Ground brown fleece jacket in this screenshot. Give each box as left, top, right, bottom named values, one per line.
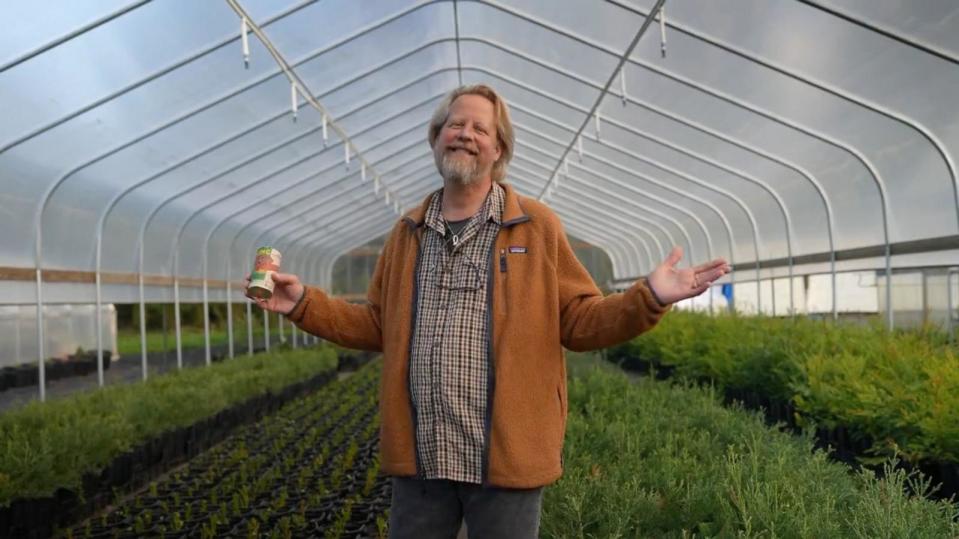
left=287, top=183, right=670, bottom=488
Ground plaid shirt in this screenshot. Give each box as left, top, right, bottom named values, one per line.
left=408, top=183, right=504, bottom=484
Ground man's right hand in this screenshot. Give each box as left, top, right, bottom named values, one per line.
left=244, top=272, right=305, bottom=316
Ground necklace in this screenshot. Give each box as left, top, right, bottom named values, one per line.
left=443, top=217, right=461, bottom=248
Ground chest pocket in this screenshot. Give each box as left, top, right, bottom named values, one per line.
left=433, top=254, right=484, bottom=292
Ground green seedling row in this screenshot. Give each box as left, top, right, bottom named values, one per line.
left=115, top=327, right=269, bottom=357
left=0, top=346, right=338, bottom=506
left=61, top=351, right=959, bottom=538
left=63, top=361, right=388, bottom=539
left=58, top=349, right=959, bottom=538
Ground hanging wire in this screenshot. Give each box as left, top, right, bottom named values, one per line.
left=226, top=0, right=401, bottom=214
left=321, top=113, right=328, bottom=145
left=535, top=0, right=666, bottom=201
left=241, top=17, right=250, bottom=68
left=290, top=82, right=298, bottom=122
left=361, top=162, right=366, bottom=182
left=659, top=6, right=667, bottom=58
left=577, top=135, right=583, bottom=161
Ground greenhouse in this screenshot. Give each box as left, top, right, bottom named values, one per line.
left=1, top=0, right=958, bottom=537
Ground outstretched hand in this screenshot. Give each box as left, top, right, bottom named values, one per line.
left=244, top=272, right=305, bottom=315
left=646, top=246, right=729, bottom=305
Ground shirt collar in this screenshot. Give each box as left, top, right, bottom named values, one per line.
left=424, top=182, right=505, bottom=235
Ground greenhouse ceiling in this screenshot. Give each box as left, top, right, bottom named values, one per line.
left=2, top=0, right=959, bottom=315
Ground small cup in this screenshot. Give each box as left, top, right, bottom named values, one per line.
left=247, top=247, right=282, bottom=300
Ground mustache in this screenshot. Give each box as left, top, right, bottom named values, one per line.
left=447, top=145, right=478, bottom=155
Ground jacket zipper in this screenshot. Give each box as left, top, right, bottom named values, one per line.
left=407, top=227, right=425, bottom=478
left=481, top=232, right=500, bottom=486
left=482, top=216, right=530, bottom=485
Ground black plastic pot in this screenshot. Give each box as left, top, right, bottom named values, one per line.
left=0, top=367, right=341, bottom=538
left=0, top=352, right=115, bottom=394
left=344, top=518, right=375, bottom=537
left=76, top=358, right=94, bottom=376
left=935, top=461, right=959, bottom=498
left=902, top=459, right=959, bottom=501
left=614, top=354, right=675, bottom=380
left=337, top=351, right=376, bottom=373
left=15, top=365, right=36, bottom=386
left=82, top=525, right=123, bottom=539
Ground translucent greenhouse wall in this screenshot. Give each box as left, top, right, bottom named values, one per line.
left=2, top=0, right=959, bottom=402
left=4, top=1, right=959, bottom=299
left=878, top=268, right=959, bottom=329
left=0, top=305, right=117, bottom=368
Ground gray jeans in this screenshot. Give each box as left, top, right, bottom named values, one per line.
left=388, top=477, right=544, bottom=539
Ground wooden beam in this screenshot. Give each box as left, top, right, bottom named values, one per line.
left=0, top=267, right=33, bottom=281
left=0, top=266, right=244, bottom=289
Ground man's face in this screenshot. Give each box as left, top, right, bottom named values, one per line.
left=433, top=94, right=502, bottom=186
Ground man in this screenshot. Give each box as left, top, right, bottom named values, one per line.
left=249, top=84, right=729, bottom=538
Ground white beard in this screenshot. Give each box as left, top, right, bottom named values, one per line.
left=436, top=149, right=482, bottom=186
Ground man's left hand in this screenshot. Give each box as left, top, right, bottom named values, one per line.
left=646, top=246, right=730, bottom=305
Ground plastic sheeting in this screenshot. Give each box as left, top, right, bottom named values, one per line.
left=1, top=0, right=958, bottom=303
left=0, top=305, right=117, bottom=367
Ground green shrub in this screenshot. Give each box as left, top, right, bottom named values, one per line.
left=116, top=326, right=271, bottom=357
left=613, top=312, right=959, bottom=464
left=542, top=360, right=959, bottom=538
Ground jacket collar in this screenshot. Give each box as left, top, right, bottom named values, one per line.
left=403, top=180, right=530, bottom=230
